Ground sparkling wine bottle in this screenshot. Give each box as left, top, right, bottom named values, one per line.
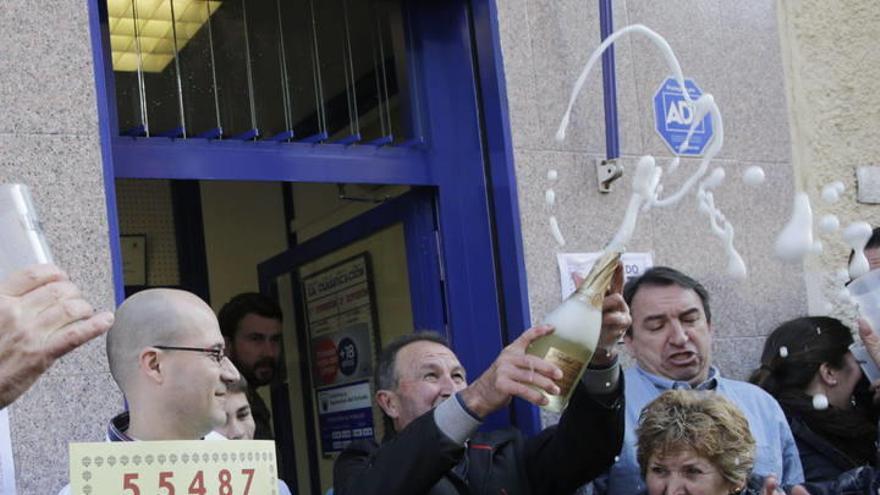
left=526, top=250, right=621, bottom=412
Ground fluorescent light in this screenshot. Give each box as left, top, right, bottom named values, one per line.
left=108, top=0, right=221, bottom=73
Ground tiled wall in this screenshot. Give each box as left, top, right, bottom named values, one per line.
left=497, top=0, right=807, bottom=383
left=0, top=2, right=121, bottom=493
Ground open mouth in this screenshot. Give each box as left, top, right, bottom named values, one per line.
left=667, top=351, right=697, bottom=366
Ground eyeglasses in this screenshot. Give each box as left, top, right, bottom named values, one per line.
left=153, top=345, right=226, bottom=364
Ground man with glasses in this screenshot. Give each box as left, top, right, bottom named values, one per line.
left=57, top=288, right=241, bottom=494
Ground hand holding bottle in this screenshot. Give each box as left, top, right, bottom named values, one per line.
left=590, top=263, right=631, bottom=368
left=459, top=324, right=564, bottom=417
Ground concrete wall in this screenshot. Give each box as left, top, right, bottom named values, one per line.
left=0, top=2, right=119, bottom=493
left=777, top=0, right=880, bottom=320
left=497, top=0, right=807, bottom=383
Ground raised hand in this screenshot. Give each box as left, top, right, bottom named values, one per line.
left=592, top=262, right=631, bottom=367
left=459, top=325, right=563, bottom=417
left=0, top=264, right=114, bottom=408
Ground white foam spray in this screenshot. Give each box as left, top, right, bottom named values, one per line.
left=779, top=346, right=788, bottom=358
left=545, top=189, right=556, bottom=207
left=549, top=216, right=566, bottom=247
left=554, top=24, right=747, bottom=278
left=812, top=393, right=829, bottom=410
left=547, top=169, right=558, bottom=181
left=742, top=166, right=765, bottom=186
left=818, top=214, right=840, bottom=234
left=775, top=192, right=814, bottom=261
left=843, top=221, right=873, bottom=279
left=821, top=181, right=845, bottom=204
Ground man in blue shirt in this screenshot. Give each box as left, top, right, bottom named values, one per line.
left=594, top=266, right=804, bottom=494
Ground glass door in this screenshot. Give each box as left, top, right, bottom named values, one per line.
left=257, top=189, right=443, bottom=495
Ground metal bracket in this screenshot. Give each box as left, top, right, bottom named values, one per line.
left=597, top=158, right=624, bottom=193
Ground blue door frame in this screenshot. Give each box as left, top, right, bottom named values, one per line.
left=87, top=0, right=538, bottom=435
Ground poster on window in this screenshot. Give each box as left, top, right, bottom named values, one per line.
left=303, top=253, right=379, bottom=388
left=316, top=381, right=375, bottom=454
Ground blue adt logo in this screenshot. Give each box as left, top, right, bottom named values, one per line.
left=653, top=77, right=714, bottom=156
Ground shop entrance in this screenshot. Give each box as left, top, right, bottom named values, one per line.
left=258, top=189, right=441, bottom=494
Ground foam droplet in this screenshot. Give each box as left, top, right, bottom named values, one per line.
left=742, top=166, right=765, bottom=186
left=812, top=393, right=829, bottom=410
left=547, top=169, right=558, bottom=181
left=605, top=382, right=611, bottom=388
left=775, top=192, right=814, bottom=261
left=702, top=167, right=726, bottom=190
left=734, top=457, right=740, bottom=466
left=843, top=221, right=873, bottom=279
left=821, top=184, right=841, bottom=203
left=614, top=456, right=620, bottom=463
left=816, top=326, right=822, bottom=335
left=726, top=249, right=747, bottom=280
left=545, top=189, right=556, bottom=207
left=779, top=346, right=788, bottom=358
left=818, top=214, right=840, bottom=234
left=549, top=216, right=566, bottom=247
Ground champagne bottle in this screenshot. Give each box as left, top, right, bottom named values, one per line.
left=526, top=250, right=621, bottom=412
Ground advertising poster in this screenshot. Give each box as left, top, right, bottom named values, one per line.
left=302, top=253, right=379, bottom=455
left=557, top=252, right=654, bottom=300
left=316, top=381, right=375, bottom=454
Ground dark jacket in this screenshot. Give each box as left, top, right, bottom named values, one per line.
left=789, top=416, right=864, bottom=482
left=799, top=466, right=880, bottom=495
left=333, top=379, right=624, bottom=495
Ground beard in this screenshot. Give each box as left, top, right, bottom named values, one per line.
left=242, top=357, right=278, bottom=387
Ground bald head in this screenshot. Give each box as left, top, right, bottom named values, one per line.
left=107, top=289, right=217, bottom=393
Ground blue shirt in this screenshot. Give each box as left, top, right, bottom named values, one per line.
left=594, top=365, right=804, bottom=494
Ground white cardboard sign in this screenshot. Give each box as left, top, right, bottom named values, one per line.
left=556, top=252, right=654, bottom=300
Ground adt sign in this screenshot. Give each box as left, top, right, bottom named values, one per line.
left=653, top=77, right=714, bottom=156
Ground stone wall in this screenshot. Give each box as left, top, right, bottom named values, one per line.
left=777, top=0, right=880, bottom=320
left=0, top=2, right=119, bottom=493
left=497, top=0, right=807, bottom=383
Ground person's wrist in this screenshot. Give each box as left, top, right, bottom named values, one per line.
left=459, top=382, right=493, bottom=418
left=590, top=346, right=617, bottom=368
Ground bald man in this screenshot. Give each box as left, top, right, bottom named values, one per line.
left=58, top=289, right=241, bottom=494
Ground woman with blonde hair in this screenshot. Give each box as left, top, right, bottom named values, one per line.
left=636, top=390, right=762, bottom=494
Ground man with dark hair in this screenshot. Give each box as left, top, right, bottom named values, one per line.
left=334, top=271, right=632, bottom=495
left=218, top=292, right=283, bottom=440
left=593, top=266, right=804, bottom=494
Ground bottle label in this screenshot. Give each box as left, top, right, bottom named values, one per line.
left=544, top=347, right=585, bottom=398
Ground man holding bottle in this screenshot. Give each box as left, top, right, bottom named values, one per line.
left=333, top=265, right=631, bottom=495
left=593, top=266, right=804, bottom=494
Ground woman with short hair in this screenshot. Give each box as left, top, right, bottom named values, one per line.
left=636, top=389, right=759, bottom=494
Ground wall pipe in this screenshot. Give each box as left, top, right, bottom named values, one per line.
left=599, top=0, right=620, bottom=160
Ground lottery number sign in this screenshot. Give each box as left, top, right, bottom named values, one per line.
left=70, top=440, right=278, bottom=495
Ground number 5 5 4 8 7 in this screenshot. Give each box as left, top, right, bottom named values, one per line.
left=122, top=468, right=255, bottom=495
